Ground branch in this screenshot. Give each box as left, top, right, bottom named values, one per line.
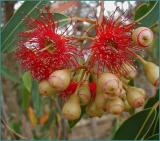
left=1, top=118, right=27, bottom=139
left=55, top=17, right=96, bottom=25
left=66, top=35, right=95, bottom=41
left=98, top=1, right=105, bottom=25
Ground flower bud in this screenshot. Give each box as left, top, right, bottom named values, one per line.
left=143, top=61, right=159, bottom=86
left=62, top=94, right=81, bottom=121
left=48, top=69, right=71, bottom=91
left=39, top=80, right=55, bottom=96
left=78, top=83, right=91, bottom=105
left=120, top=77, right=130, bottom=84
left=124, top=99, right=132, bottom=112
left=126, top=86, right=145, bottom=108
left=122, top=63, right=137, bottom=79
left=119, top=88, right=126, bottom=98
left=97, top=73, right=119, bottom=94
left=105, top=89, right=120, bottom=98
left=105, top=97, right=124, bottom=115
left=95, top=93, right=106, bottom=109
left=132, top=27, right=153, bottom=47
left=86, top=101, right=104, bottom=117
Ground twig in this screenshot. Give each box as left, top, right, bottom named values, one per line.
left=66, top=35, right=95, bottom=41
left=98, top=1, right=104, bottom=25
left=127, top=49, right=146, bottom=64
left=1, top=118, right=27, bottom=139
left=71, top=65, right=87, bottom=72
left=55, top=16, right=96, bottom=25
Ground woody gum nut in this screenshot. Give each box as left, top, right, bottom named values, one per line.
left=48, top=69, right=71, bottom=91
left=132, top=27, right=153, bottom=47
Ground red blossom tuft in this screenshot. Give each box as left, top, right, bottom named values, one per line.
left=89, top=8, right=138, bottom=76
left=16, top=7, right=81, bottom=80
left=60, top=81, right=97, bottom=99
left=60, top=81, right=78, bottom=98
left=89, top=82, right=96, bottom=99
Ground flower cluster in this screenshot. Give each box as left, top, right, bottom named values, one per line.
left=89, top=9, right=137, bottom=75
left=16, top=7, right=81, bottom=80
left=16, top=6, right=159, bottom=122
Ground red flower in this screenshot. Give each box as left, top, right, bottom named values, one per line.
left=16, top=7, right=81, bottom=80
left=89, top=82, right=96, bottom=99
left=60, top=81, right=97, bottom=99
left=60, top=81, right=78, bottom=98
left=89, top=8, right=138, bottom=75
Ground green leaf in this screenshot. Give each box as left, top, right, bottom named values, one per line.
left=113, top=108, right=157, bottom=140
left=145, top=108, right=159, bottom=139
left=1, top=1, right=69, bottom=53
left=10, top=121, right=21, bottom=134
left=68, top=106, right=86, bottom=128
left=1, top=64, right=20, bottom=83
left=147, top=134, right=159, bottom=140
left=144, top=88, right=159, bottom=109
left=31, top=80, right=42, bottom=117
left=134, top=1, right=159, bottom=27
left=22, top=71, right=32, bottom=93
left=134, top=2, right=155, bottom=20
left=41, top=109, right=58, bottom=131
left=152, top=36, right=159, bottom=62
left=53, top=13, right=69, bottom=26
left=21, top=86, right=30, bottom=111
left=1, top=1, right=49, bottom=53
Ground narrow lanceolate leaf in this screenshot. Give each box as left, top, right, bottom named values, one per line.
left=1, top=64, right=20, bottom=83
left=1, top=1, right=69, bottom=53
left=144, top=110, right=159, bottom=139
left=113, top=108, right=157, bottom=140
left=1, top=1, right=49, bottom=53
left=22, top=71, right=32, bottom=93
left=147, top=134, right=159, bottom=140
left=21, top=86, right=30, bottom=111
left=53, top=13, right=69, bottom=26
left=27, top=106, right=38, bottom=127
left=32, top=80, right=42, bottom=117
left=134, top=1, right=159, bottom=27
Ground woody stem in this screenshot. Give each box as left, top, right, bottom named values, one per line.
left=55, top=17, right=96, bottom=25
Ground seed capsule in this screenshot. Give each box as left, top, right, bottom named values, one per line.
left=143, top=61, right=159, bottom=86
left=126, top=86, right=145, bottom=108
left=39, top=80, right=55, bottom=96
left=62, top=94, right=81, bottom=121
left=106, top=97, right=124, bottom=115
left=132, top=27, right=153, bottom=47
left=48, top=69, right=71, bottom=91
